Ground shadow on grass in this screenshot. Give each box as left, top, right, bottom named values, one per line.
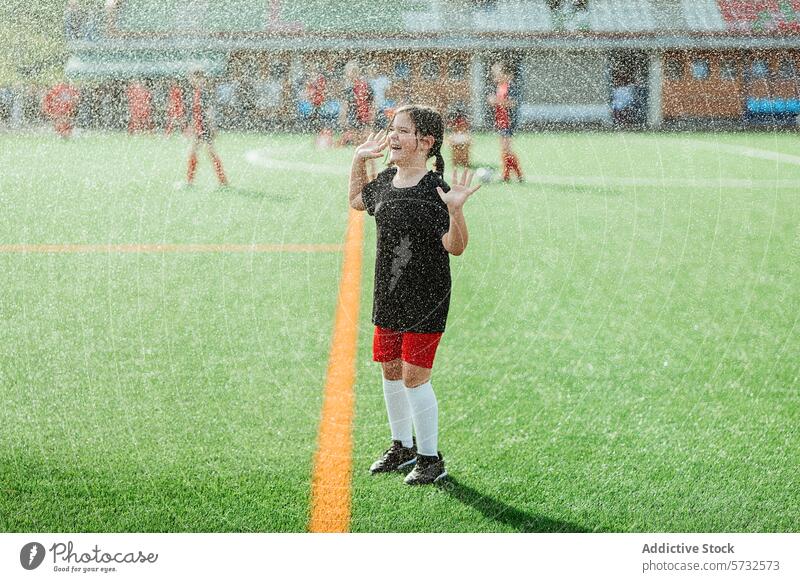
left=436, top=476, right=588, bottom=533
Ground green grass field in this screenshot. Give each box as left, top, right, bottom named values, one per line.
left=1, top=130, right=798, bottom=532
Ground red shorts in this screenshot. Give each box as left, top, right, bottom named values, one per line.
left=372, top=326, right=443, bottom=369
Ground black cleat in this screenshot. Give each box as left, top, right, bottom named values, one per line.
left=404, top=452, right=447, bottom=485
left=369, top=440, right=417, bottom=474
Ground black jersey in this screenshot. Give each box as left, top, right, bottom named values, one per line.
left=362, top=167, right=452, bottom=333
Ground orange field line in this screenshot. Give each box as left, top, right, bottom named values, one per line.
left=309, top=208, right=363, bottom=533
left=0, top=243, right=342, bottom=253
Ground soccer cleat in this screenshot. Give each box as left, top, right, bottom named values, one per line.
left=403, top=452, right=447, bottom=485
left=369, top=440, right=417, bottom=474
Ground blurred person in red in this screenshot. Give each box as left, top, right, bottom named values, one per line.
left=126, top=80, right=153, bottom=133
left=305, top=64, right=331, bottom=148
left=42, top=82, right=80, bottom=138
left=306, top=65, right=326, bottom=127
left=180, top=69, right=227, bottom=188
left=164, top=82, right=186, bottom=136
left=488, top=63, right=523, bottom=182
left=447, top=108, right=472, bottom=170
left=338, top=61, right=373, bottom=146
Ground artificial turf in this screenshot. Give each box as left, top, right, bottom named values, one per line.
left=1, top=130, right=798, bottom=532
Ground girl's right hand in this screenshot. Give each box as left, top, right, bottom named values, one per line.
left=354, top=130, right=388, bottom=161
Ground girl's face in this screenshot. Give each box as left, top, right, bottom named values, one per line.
left=388, top=112, right=430, bottom=167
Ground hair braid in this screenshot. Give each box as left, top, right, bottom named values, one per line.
left=433, top=143, right=445, bottom=176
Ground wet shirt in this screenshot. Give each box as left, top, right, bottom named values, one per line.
left=192, top=87, right=215, bottom=135
left=307, top=74, right=326, bottom=107
left=347, top=78, right=373, bottom=124
left=494, top=79, right=521, bottom=130
left=43, top=83, right=79, bottom=117
left=127, top=83, right=152, bottom=118
left=362, top=168, right=452, bottom=333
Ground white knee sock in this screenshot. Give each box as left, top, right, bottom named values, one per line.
left=405, top=381, right=438, bottom=457
left=383, top=377, right=413, bottom=448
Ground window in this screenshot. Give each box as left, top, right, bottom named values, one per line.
left=778, top=58, right=796, bottom=80
left=547, top=0, right=588, bottom=10
left=751, top=59, right=769, bottom=80
left=333, top=61, right=346, bottom=78
left=665, top=57, right=683, bottom=81
left=422, top=60, right=440, bottom=80
left=448, top=59, right=467, bottom=80
left=394, top=61, right=410, bottom=80
left=691, top=59, right=710, bottom=80
left=720, top=59, right=738, bottom=81
left=269, top=62, right=287, bottom=79
left=473, top=0, right=498, bottom=10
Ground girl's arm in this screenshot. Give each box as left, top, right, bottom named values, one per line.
left=437, top=169, right=481, bottom=256
left=349, top=130, right=388, bottom=210
left=442, top=207, right=468, bottom=256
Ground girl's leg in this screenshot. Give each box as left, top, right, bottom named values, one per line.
left=500, top=135, right=512, bottom=181
left=402, top=362, right=431, bottom=388
left=380, top=359, right=413, bottom=448
left=381, top=359, right=402, bottom=381
left=205, top=143, right=228, bottom=185
left=369, top=333, right=417, bottom=474
left=403, top=362, right=438, bottom=457
left=508, top=137, right=523, bottom=179
left=502, top=136, right=523, bottom=181
left=186, top=140, right=199, bottom=184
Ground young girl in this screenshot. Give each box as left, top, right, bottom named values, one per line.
left=181, top=69, right=228, bottom=188
left=338, top=61, right=373, bottom=147
left=348, top=105, right=481, bottom=485
left=447, top=108, right=472, bottom=170
left=488, top=63, right=524, bottom=183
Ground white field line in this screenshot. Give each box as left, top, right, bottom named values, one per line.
left=685, top=138, right=800, bottom=167
left=503, top=174, right=800, bottom=189
left=245, top=148, right=348, bottom=176
left=245, top=147, right=800, bottom=189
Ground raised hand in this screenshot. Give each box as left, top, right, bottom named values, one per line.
left=354, top=129, right=389, bottom=161
left=437, top=168, right=481, bottom=211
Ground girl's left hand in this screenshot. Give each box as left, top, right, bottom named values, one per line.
left=437, top=169, right=481, bottom=211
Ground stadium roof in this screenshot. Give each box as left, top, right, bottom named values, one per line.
left=64, top=51, right=226, bottom=79
left=66, top=1, right=800, bottom=78
left=100, top=0, right=800, bottom=37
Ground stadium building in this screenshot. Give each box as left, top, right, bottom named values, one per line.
left=65, top=0, right=800, bottom=129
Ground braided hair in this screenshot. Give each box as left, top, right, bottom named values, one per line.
left=392, top=104, right=445, bottom=176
